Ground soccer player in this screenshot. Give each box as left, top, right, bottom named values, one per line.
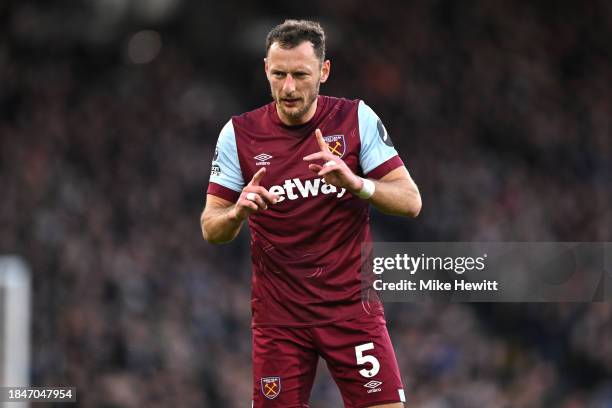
left=201, top=19, right=421, bottom=408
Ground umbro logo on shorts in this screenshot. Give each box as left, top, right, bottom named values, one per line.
left=364, top=380, right=382, bottom=394
left=254, top=153, right=273, bottom=166
left=261, top=377, right=281, bottom=399
left=363, top=380, right=382, bottom=389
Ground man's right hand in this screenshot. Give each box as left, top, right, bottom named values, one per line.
left=231, top=167, right=279, bottom=221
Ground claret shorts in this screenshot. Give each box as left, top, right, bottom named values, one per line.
left=252, top=313, right=405, bottom=408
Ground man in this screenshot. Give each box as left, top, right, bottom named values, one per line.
left=201, top=19, right=421, bottom=408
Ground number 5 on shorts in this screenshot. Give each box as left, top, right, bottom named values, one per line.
left=355, top=342, right=380, bottom=378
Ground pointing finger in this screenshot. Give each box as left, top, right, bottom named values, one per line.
left=303, top=151, right=327, bottom=161
left=249, top=167, right=266, bottom=186
left=315, top=128, right=328, bottom=152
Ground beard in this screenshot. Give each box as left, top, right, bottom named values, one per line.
left=272, top=80, right=320, bottom=123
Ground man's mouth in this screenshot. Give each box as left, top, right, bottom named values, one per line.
left=282, top=97, right=300, bottom=104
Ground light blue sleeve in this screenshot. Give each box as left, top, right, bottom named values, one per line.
left=358, top=100, right=400, bottom=174
left=209, top=119, right=244, bottom=192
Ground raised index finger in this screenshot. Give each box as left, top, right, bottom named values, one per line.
left=315, top=129, right=328, bottom=153
left=249, top=167, right=266, bottom=186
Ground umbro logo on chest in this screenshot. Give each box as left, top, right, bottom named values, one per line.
left=254, top=153, right=273, bottom=166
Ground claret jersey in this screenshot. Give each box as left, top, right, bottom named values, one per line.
left=207, top=96, right=403, bottom=327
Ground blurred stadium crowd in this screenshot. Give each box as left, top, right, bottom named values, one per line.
left=1, top=0, right=611, bottom=407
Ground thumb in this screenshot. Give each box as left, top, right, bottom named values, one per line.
left=250, top=167, right=266, bottom=186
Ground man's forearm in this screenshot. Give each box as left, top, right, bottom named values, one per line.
left=362, top=178, right=421, bottom=217
left=201, top=205, right=245, bottom=244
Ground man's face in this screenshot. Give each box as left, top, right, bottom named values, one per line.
left=265, top=41, right=330, bottom=125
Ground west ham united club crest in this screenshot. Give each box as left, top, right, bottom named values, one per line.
left=323, top=134, right=346, bottom=158
left=261, top=377, right=281, bottom=399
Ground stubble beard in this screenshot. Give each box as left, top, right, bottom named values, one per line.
left=273, top=80, right=320, bottom=123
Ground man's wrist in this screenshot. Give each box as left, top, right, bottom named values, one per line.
left=349, top=176, right=364, bottom=194
left=228, top=205, right=245, bottom=223
left=355, top=177, right=376, bottom=200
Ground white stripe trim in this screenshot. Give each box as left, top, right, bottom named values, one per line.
left=398, top=389, right=406, bottom=402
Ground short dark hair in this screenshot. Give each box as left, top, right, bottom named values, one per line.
left=265, top=19, right=326, bottom=62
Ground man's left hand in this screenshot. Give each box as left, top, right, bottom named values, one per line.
left=303, top=128, right=363, bottom=193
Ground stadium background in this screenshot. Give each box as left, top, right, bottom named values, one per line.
left=1, top=0, right=611, bottom=406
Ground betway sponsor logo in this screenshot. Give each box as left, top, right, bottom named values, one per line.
left=269, top=178, right=346, bottom=202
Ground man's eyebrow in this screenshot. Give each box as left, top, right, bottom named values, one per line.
left=270, top=68, right=310, bottom=74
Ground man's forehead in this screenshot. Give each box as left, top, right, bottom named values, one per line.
left=267, top=41, right=319, bottom=64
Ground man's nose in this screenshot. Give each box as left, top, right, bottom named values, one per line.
left=282, top=74, right=296, bottom=93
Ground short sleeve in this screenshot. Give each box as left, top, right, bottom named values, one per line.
left=358, top=101, right=404, bottom=179
left=207, top=119, right=244, bottom=200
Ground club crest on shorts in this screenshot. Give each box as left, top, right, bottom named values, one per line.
left=261, top=377, right=281, bottom=399
left=323, top=134, right=346, bottom=158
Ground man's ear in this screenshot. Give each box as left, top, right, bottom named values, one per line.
left=320, top=59, right=331, bottom=83
left=264, top=58, right=268, bottom=75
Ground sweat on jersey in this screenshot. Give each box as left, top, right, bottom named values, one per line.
left=207, top=95, right=404, bottom=327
